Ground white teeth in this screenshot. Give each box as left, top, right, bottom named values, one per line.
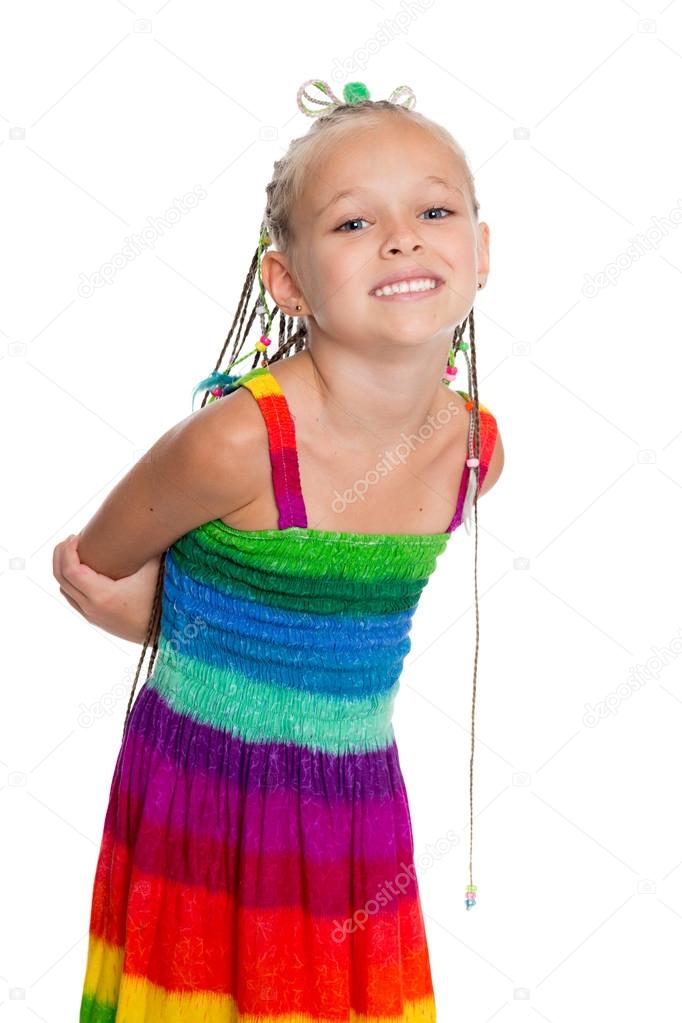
left=373, top=278, right=439, bottom=297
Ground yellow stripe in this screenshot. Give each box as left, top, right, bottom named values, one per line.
left=83, top=936, right=436, bottom=1021
left=240, top=370, right=280, bottom=400
left=81, top=933, right=124, bottom=1006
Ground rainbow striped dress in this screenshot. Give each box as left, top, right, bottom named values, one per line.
left=79, top=364, right=498, bottom=1022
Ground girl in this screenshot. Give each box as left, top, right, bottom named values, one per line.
left=54, top=79, right=503, bottom=1021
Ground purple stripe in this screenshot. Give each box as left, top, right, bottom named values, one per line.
left=111, top=686, right=414, bottom=856
left=100, top=687, right=422, bottom=911
left=127, top=684, right=406, bottom=800
left=272, top=447, right=307, bottom=527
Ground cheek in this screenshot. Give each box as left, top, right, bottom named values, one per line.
left=313, top=245, right=366, bottom=299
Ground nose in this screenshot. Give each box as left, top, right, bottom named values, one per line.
left=381, top=218, right=425, bottom=256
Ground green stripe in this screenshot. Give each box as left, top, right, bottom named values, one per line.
left=80, top=993, right=116, bottom=1023
left=168, top=521, right=449, bottom=616
left=147, top=641, right=397, bottom=754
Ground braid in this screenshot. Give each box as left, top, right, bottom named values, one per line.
left=462, top=307, right=482, bottom=904
left=198, top=247, right=260, bottom=411
left=121, top=548, right=166, bottom=739
left=122, top=258, right=310, bottom=741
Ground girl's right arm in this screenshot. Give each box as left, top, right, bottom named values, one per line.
left=52, top=386, right=267, bottom=638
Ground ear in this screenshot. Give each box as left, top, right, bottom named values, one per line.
left=477, top=222, right=490, bottom=286
left=261, top=251, right=307, bottom=316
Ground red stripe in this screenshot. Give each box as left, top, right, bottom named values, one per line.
left=86, top=835, right=434, bottom=1012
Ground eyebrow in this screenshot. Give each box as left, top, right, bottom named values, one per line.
left=315, top=175, right=462, bottom=216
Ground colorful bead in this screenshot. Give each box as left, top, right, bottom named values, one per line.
left=210, top=387, right=222, bottom=396
left=465, top=400, right=474, bottom=411
left=444, top=365, right=458, bottom=378
left=466, top=457, right=480, bottom=468
left=465, top=884, right=478, bottom=910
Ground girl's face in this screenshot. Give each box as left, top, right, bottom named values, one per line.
left=280, top=116, right=489, bottom=356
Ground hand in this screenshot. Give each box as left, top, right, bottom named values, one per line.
left=52, top=533, right=162, bottom=644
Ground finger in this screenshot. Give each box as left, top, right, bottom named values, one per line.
left=53, top=538, right=75, bottom=590
left=52, top=535, right=74, bottom=583
left=60, top=586, right=90, bottom=622
left=58, top=575, right=92, bottom=611
left=61, top=537, right=99, bottom=600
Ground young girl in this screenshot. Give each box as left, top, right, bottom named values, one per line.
left=54, top=78, right=503, bottom=1021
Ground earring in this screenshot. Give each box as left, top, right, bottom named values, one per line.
left=295, top=303, right=302, bottom=311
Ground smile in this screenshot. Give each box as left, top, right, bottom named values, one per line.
left=371, top=278, right=444, bottom=301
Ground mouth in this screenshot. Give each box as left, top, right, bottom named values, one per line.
left=370, top=276, right=445, bottom=302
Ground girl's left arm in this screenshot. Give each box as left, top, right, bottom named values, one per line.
left=480, top=429, right=504, bottom=496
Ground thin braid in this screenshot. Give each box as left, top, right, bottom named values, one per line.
left=198, top=249, right=259, bottom=411
left=465, top=308, right=482, bottom=900
left=122, top=273, right=308, bottom=739
left=121, top=549, right=166, bottom=738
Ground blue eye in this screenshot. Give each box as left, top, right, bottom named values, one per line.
left=335, top=206, right=453, bottom=232
left=336, top=217, right=370, bottom=232
left=421, top=205, right=453, bottom=220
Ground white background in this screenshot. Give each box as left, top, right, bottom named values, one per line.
left=3, top=0, right=682, bottom=1019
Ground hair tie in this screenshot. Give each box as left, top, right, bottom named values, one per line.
left=296, top=78, right=416, bottom=118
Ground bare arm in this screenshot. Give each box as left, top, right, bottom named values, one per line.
left=479, top=429, right=504, bottom=497
left=53, top=388, right=265, bottom=638
left=75, top=388, right=262, bottom=579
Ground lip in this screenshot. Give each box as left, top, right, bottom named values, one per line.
left=369, top=268, right=445, bottom=297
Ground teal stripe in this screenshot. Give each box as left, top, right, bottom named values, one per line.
left=147, top=639, right=397, bottom=754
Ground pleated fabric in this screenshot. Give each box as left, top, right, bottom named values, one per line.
left=79, top=365, right=498, bottom=1022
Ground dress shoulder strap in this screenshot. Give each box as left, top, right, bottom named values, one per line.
left=232, top=365, right=308, bottom=530
left=448, top=391, right=499, bottom=533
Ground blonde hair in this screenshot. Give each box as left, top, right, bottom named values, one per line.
left=264, top=99, right=480, bottom=273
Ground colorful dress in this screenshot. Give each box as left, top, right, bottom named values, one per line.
left=79, top=364, right=498, bottom=1022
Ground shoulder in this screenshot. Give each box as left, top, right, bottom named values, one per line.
left=456, top=390, right=504, bottom=498
left=165, top=383, right=272, bottom=517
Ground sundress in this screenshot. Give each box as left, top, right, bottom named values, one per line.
left=79, top=363, right=499, bottom=1022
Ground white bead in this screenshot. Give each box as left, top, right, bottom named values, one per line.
left=466, top=457, right=480, bottom=467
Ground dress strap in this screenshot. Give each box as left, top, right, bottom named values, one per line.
left=232, top=365, right=308, bottom=530
left=448, top=392, right=498, bottom=533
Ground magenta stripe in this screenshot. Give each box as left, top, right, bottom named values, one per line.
left=109, top=729, right=414, bottom=860
left=104, top=805, right=419, bottom=911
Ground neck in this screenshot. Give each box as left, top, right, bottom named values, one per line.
left=280, top=342, right=458, bottom=455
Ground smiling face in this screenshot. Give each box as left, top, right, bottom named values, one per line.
left=263, top=114, right=489, bottom=356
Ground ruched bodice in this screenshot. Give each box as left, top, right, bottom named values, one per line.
left=150, top=519, right=450, bottom=754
